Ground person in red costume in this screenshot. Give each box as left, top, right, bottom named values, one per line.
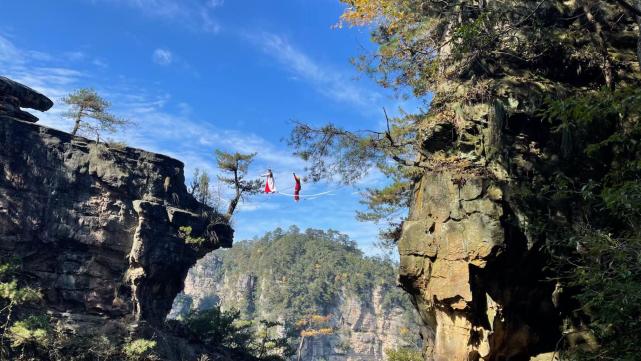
left=293, top=173, right=301, bottom=202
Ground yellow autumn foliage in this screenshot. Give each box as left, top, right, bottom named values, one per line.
left=338, top=0, right=405, bottom=29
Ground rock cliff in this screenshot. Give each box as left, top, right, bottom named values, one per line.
left=0, top=78, right=233, bottom=358
left=398, top=174, right=558, bottom=361
left=171, top=230, right=423, bottom=361
left=392, top=2, right=641, bottom=360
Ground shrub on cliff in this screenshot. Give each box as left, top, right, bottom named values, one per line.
left=384, top=348, right=423, bottom=361
left=0, top=259, right=45, bottom=359
left=123, top=338, right=158, bottom=361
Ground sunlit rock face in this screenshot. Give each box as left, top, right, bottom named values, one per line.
left=0, top=82, right=232, bottom=326
left=398, top=171, right=561, bottom=361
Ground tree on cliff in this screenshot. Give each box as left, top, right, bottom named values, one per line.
left=293, top=314, right=334, bottom=361
left=63, top=88, right=129, bottom=140
left=291, top=1, right=641, bottom=244
left=288, top=1, right=641, bottom=359
left=215, top=150, right=262, bottom=219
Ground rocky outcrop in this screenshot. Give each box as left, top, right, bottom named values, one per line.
left=0, top=76, right=53, bottom=122
left=398, top=173, right=559, bottom=361
left=390, top=3, right=641, bottom=360
left=0, top=79, right=232, bottom=330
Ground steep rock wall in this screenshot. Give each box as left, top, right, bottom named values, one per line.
left=0, top=114, right=233, bottom=327
left=391, top=2, right=641, bottom=360
left=398, top=173, right=558, bottom=361
left=172, top=252, right=422, bottom=361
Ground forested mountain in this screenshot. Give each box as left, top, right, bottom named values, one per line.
left=171, top=227, right=423, bottom=361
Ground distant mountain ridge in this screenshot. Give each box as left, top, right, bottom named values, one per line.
left=171, top=227, right=423, bottom=361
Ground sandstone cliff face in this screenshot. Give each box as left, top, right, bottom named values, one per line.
left=389, top=3, right=641, bottom=360
left=398, top=173, right=558, bottom=361
left=0, top=96, right=232, bottom=327
left=173, top=250, right=422, bottom=361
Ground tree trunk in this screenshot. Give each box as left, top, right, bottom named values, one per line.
left=296, top=336, right=306, bottom=361
left=225, top=197, right=239, bottom=219
left=71, top=107, right=84, bottom=136
left=581, top=0, right=615, bottom=89
left=71, top=118, right=81, bottom=136
left=225, top=166, right=241, bottom=219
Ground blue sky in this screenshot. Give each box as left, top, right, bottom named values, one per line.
left=1, top=0, right=420, bottom=255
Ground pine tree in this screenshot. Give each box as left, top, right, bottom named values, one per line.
left=63, top=88, right=129, bottom=140
left=214, top=150, right=262, bottom=219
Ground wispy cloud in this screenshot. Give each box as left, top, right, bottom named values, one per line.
left=91, top=0, right=223, bottom=33
left=249, top=32, right=383, bottom=111
left=0, top=32, right=388, bottom=256
left=152, top=48, right=173, bottom=65
left=0, top=33, right=298, bottom=177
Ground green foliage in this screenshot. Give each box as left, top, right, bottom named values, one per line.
left=562, top=230, right=641, bottom=361
left=0, top=279, right=41, bottom=304
left=193, top=227, right=416, bottom=329
left=122, top=339, right=157, bottom=361
left=48, top=332, right=121, bottom=361
left=63, top=88, right=130, bottom=139
left=179, top=226, right=206, bottom=247
left=214, top=149, right=263, bottom=218
left=7, top=315, right=50, bottom=349
left=0, top=258, right=44, bottom=358
left=251, top=320, right=293, bottom=360
left=0, top=259, right=41, bottom=304
left=385, top=348, right=423, bottom=361
left=184, top=307, right=291, bottom=360
left=185, top=307, right=253, bottom=352
left=288, top=113, right=422, bottom=246
left=525, top=86, right=641, bottom=360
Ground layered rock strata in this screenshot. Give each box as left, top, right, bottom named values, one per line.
left=0, top=78, right=232, bottom=328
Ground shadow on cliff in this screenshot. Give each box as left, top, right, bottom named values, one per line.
left=0, top=115, right=233, bottom=326
left=467, top=204, right=561, bottom=361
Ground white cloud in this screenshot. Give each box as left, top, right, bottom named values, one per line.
left=0, top=34, right=22, bottom=63
left=152, top=48, right=173, bottom=65
left=250, top=32, right=383, bottom=110
left=64, top=51, right=86, bottom=62
left=91, top=0, right=222, bottom=33
left=92, top=58, right=109, bottom=68
left=207, top=0, right=224, bottom=8
left=0, top=32, right=390, bottom=256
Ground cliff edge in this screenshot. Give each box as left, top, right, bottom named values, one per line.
left=0, top=77, right=234, bottom=359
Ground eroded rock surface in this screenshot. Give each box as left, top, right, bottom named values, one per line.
left=399, top=173, right=558, bottom=361
left=0, top=102, right=232, bottom=326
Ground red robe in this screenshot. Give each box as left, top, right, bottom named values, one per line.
left=293, top=175, right=301, bottom=202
